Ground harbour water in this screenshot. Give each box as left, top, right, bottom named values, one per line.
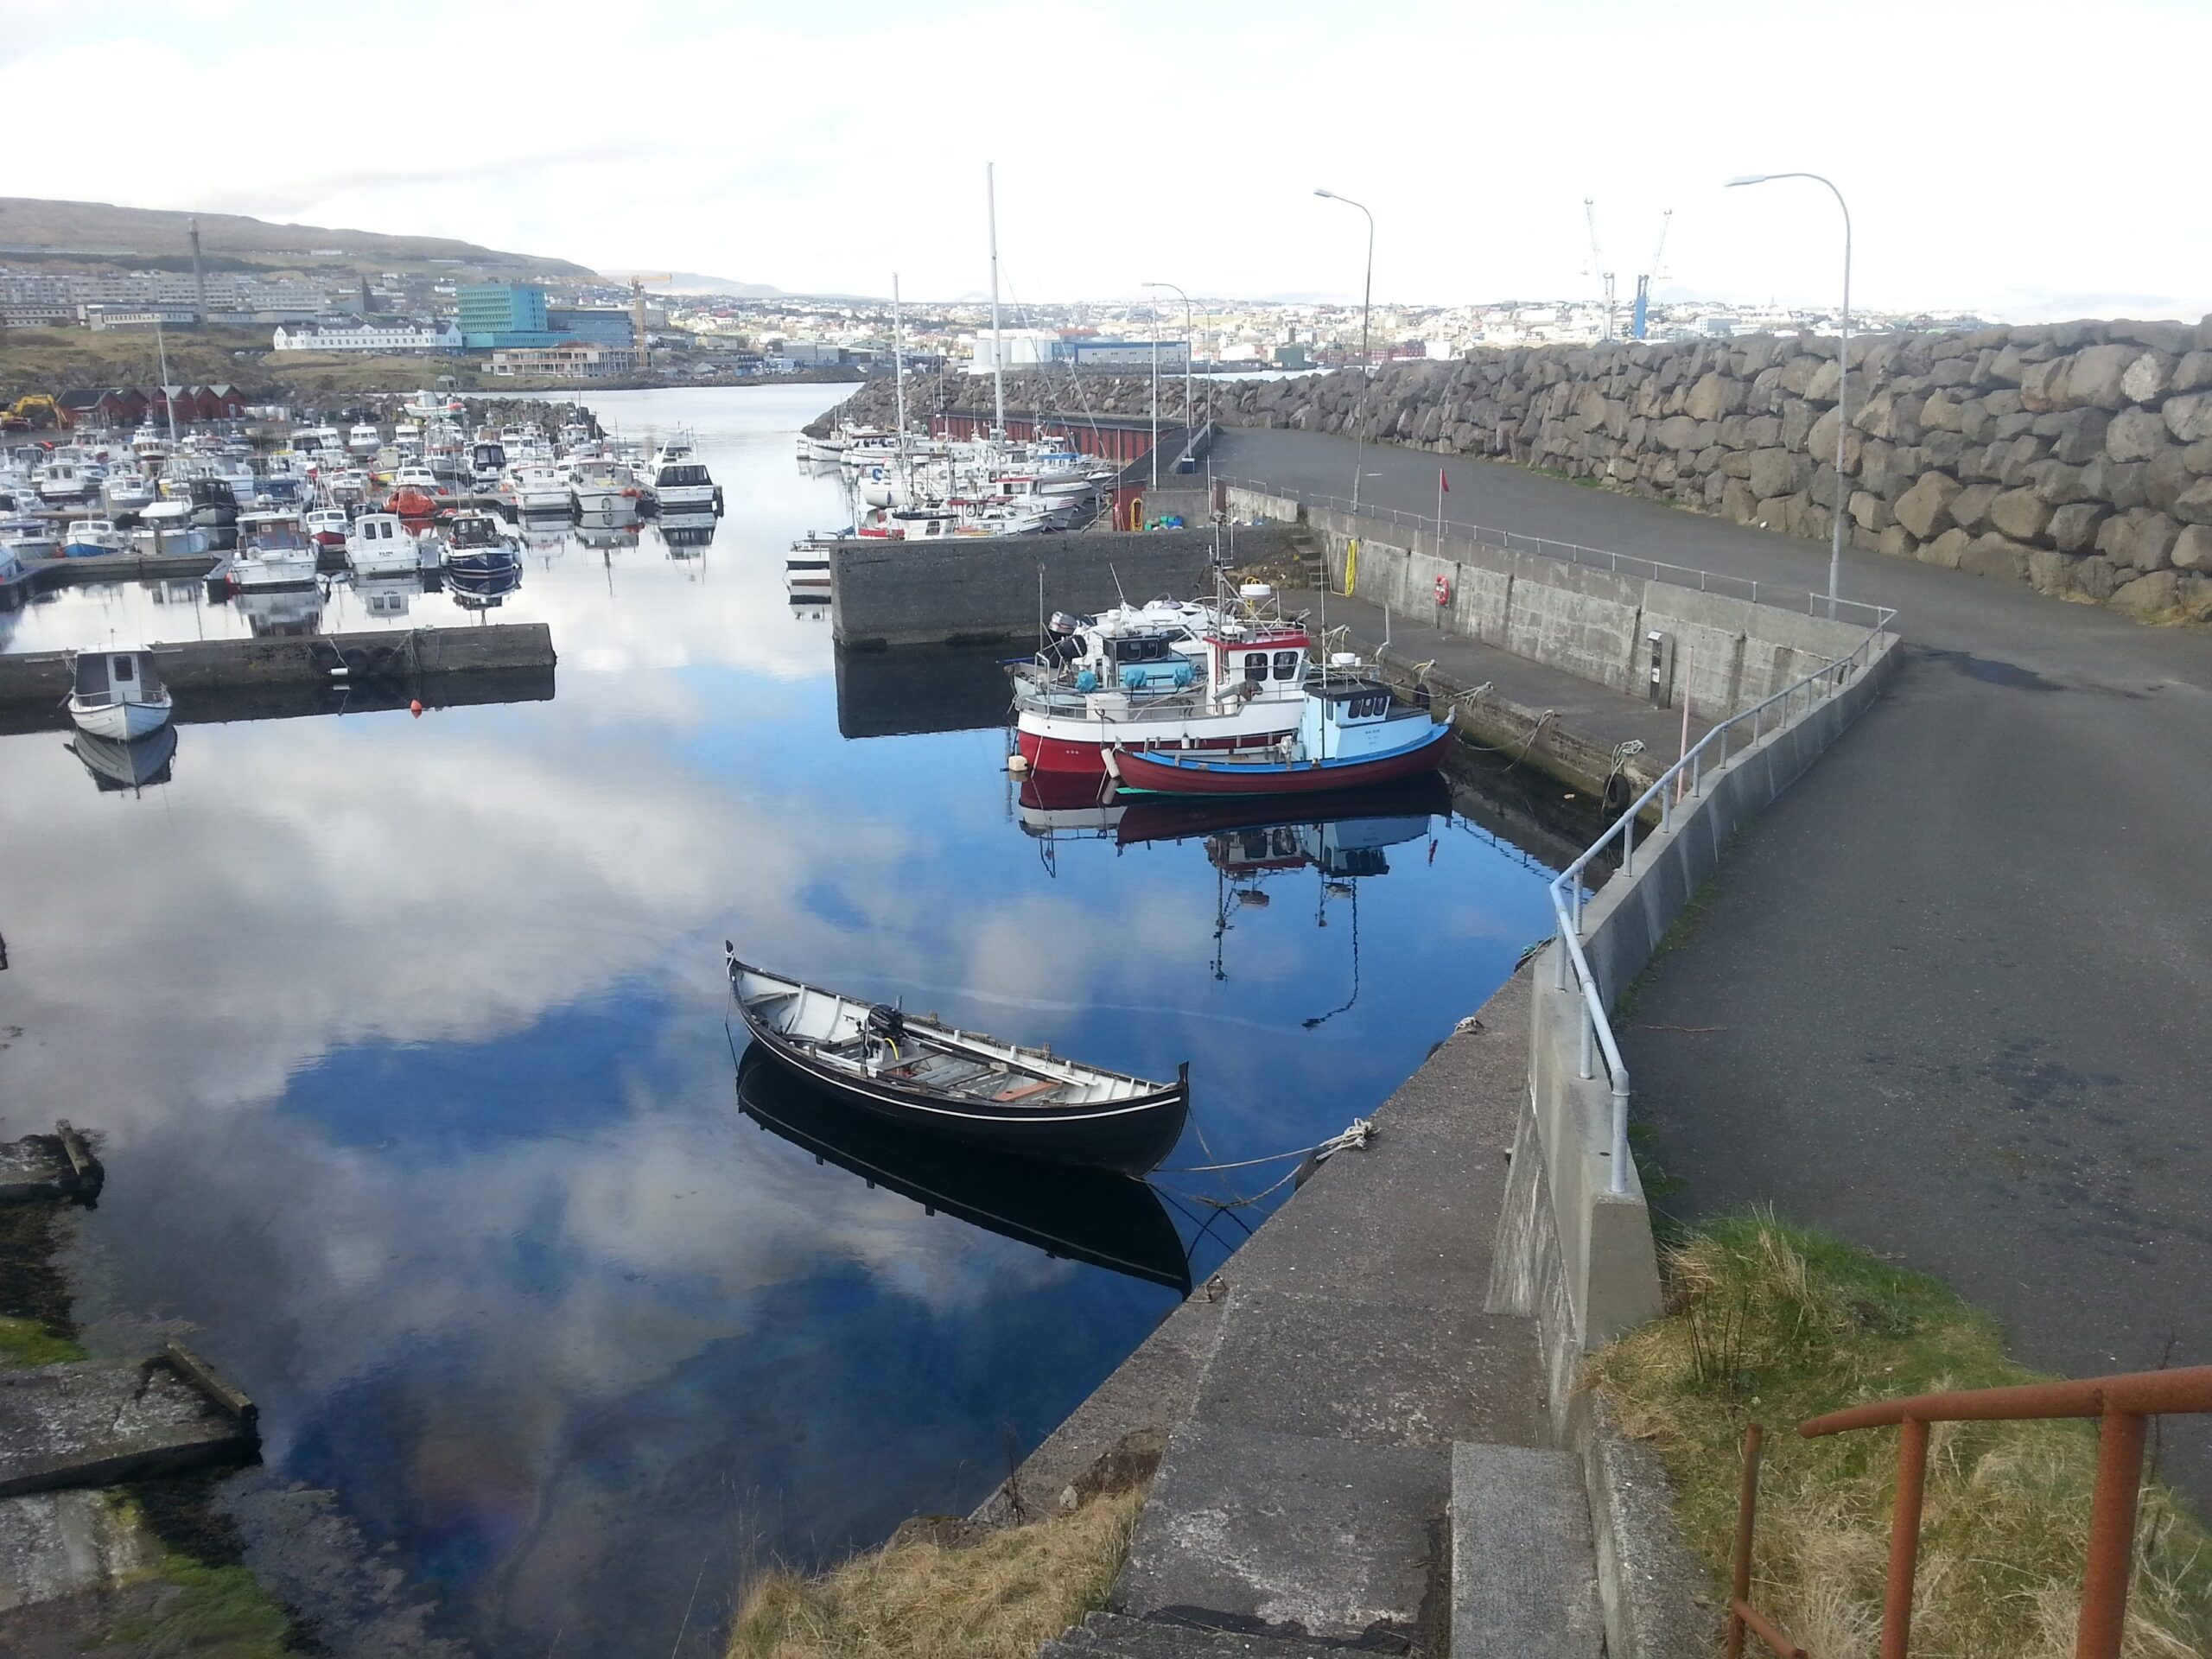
left=0, top=385, right=1564, bottom=1656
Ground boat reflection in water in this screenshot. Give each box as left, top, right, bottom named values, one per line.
left=1021, top=775, right=1450, bottom=998
left=658, top=510, right=719, bottom=556
left=353, top=571, right=422, bottom=620
left=446, top=562, right=522, bottom=613
left=237, top=584, right=325, bottom=638
left=66, top=722, right=179, bottom=795
left=735, top=1046, right=1192, bottom=1294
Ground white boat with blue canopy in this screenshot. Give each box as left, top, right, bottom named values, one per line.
left=69, top=648, right=173, bottom=741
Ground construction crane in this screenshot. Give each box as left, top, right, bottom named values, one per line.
left=2, top=393, right=65, bottom=433
left=628, top=274, right=672, bottom=372
left=1582, top=199, right=1615, bottom=343
left=1631, top=210, right=1674, bottom=341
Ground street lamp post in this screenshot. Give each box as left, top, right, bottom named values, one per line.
left=1315, top=188, right=1375, bottom=512
left=1149, top=298, right=1160, bottom=494
left=1727, top=171, right=1851, bottom=618
left=1143, top=280, right=1194, bottom=442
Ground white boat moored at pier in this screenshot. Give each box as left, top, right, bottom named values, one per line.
left=69, top=648, right=173, bottom=741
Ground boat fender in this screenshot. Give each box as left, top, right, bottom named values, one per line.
left=1076, top=669, right=1099, bottom=692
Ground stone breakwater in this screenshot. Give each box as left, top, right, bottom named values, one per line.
left=823, top=315, right=2212, bottom=624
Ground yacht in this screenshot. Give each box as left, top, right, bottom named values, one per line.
left=227, top=509, right=319, bottom=591
left=346, top=423, right=382, bottom=455
left=102, top=473, right=157, bottom=514
left=506, top=464, right=570, bottom=514
left=643, top=441, right=721, bottom=514
left=569, top=461, right=639, bottom=514
left=346, top=512, right=419, bottom=577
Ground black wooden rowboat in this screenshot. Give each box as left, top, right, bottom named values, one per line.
left=735, top=1046, right=1192, bottom=1293
left=727, top=949, right=1190, bottom=1175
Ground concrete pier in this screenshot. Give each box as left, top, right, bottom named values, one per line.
left=0, top=1126, right=103, bottom=1205
left=0, top=622, right=557, bottom=713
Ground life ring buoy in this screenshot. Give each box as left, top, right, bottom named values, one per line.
left=1434, top=572, right=1452, bottom=606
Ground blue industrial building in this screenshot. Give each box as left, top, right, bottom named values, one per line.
left=459, top=283, right=558, bottom=350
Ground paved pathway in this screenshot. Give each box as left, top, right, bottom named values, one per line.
left=1215, top=427, right=2212, bottom=1508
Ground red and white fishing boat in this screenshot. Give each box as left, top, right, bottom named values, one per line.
left=1008, top=585, right=1313, bottom=778
left=1109, top=674, right=1452, bottom=797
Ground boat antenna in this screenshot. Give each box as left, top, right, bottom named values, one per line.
left=986, top=161, right=1005, bottom=442
left=1109, top=562, right=1128, bottom=609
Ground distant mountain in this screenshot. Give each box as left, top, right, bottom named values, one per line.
left=622, top=270, right=787, bottom=299
left=0, top=196, right=591, bottom=276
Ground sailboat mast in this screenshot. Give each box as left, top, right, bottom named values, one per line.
left=986, top=161, right=1005, bottom=440
left=157, top=321, right=177, bottom=445
left=892, top=272, right=907, bottom=489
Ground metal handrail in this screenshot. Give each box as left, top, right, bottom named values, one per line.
left=1210, top=473, right=1899, bottom=632
left=1730, top=1364, right=2212, bottom=1659
left=1548, top=620, right=1891, bottom=1195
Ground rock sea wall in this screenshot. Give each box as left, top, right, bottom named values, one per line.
left=827, top=315, right=2212, bottom=624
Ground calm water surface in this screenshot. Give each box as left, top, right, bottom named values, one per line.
left=0, top=385, right=1559, bottom=1657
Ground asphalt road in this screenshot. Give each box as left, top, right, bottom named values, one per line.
left=1214, top=427, right=2212, bottom=1506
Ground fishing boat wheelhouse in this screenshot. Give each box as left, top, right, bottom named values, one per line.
left=1009, top=585, right=1313, bottom=777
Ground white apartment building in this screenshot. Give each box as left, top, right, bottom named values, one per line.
left=273, top=320, right=462, bottom=353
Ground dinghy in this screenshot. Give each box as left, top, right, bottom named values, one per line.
left=727, top=950, right=1188, bottom=1173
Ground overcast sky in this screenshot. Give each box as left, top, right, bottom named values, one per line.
left=5, top=0, right=2208, bottom=321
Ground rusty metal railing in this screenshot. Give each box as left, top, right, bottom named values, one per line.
left=1727, top=1364, right=2212, bottom=1659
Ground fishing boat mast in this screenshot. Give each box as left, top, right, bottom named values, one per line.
left=986, top=162, right=1005, bottom=442
left=893, top=271, right=909, bottom=498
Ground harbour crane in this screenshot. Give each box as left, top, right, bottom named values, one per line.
left=1582, top=199, right=1615, bottom=343
left=1631, top=209, right=1674, bottom=340
left=628, top=274, right=673, bottom=372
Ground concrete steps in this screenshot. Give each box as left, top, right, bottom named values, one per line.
left=1041, top=1610, right=1360, bottom=1657
left=1450, top=1445, right=1603, bottom=1659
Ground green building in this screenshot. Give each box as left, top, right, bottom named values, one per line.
left=459, top=283, right=556, bottom=350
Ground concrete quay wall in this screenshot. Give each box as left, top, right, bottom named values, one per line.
left=1306, top=504, right=1866, bottom=718
left=828, top=525, right=1307, bottom=650
left=828, top=318, right=2212, bottom=626
left=1490, top=626, right=1903, bottom=1423
left=0, top=623, right=557, bottom=708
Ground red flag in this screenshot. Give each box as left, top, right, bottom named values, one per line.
left=1439, top=468, right=1450, bottom=493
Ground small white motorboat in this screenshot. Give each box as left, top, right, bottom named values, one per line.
left=346, top=512, right=419, bottom=577
left=69, top=648, right=173, bottom=741
left=60, top=518, right=128, bottom=557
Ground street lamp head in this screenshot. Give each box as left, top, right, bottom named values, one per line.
left=1313, top=188, right=1334, bottom=199
left=1726, top=174, right=1772, bottom=188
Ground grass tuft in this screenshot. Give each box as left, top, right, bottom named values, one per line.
left=1591, top=1211, right=2212, bottom=1659
left=726, top=1484, right=1146, bottom=1659
left=0, top=1313, right=88, bottom=1369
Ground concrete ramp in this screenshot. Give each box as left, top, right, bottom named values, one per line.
left=0, top=1349, right=257, bottom=1498
left=1451, top=1444, right=1603, bottom=1659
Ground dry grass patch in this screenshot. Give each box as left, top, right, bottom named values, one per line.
left=1591, top=1212, right=2212, bottom=1659
left=726, top=1483, right=1145, bottom=1659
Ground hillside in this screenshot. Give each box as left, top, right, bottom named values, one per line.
left=0, top=197, right=592, bottom=277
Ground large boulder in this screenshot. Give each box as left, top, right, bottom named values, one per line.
left=2173, top=524, right=2212, bottom=571
left=2050, top=407, right=2113, bottom=465
left=2174, top=478, right=2212, bottom=526
left=2121, top=352, right=2176, bottom=404
left=2058, top=343, right=2137, bottom=410
left=1806, top=407, right=1864, bottom=471
left=2106, top=407, right=2173, bottom=462
left=2174, top=351, right=2212, bottom=394
left=1960, top=532, right=2034, bottom=582
left=2050, top=501, right=2113, bottom=554
left=1920, top=526, right=1973, bottom=568
left=1988, top=486, right=2055, bottom=541
left=2072, top=555, right=2121, bottom=601
left=2109, top=570, right=2181, bottom=619
left=1746, top=447, right=1802, bottom=499
left=1683, top=372, right=1743, bottom=421
left=2164, top=392, right=2212, bottom=444
left=1893, top=471, right=1964, bottom=538
left=2099, top=508, right=2180, bottom=570
left=1651, top=414, right=1700, bottom=450
left=1950, top=481, right=2003, bottom=532
left=1920, top=391, right=1966, bottom=431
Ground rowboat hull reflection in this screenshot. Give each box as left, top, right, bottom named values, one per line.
left=736, top=1047, right=1192, bottom=1294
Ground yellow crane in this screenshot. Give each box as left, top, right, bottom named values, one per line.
left=628, top=274, right=673, bottom=372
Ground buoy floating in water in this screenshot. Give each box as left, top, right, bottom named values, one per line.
left=409, top=699, right=424, bottom=718
left=1007, top=753, right=1030, bottom=775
